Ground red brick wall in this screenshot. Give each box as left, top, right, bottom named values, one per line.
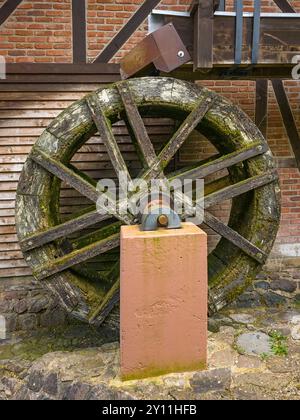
left=0, top=0, right=300, bottom=258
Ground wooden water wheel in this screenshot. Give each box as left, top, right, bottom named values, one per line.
left=15, top=77, right=281, bottom=325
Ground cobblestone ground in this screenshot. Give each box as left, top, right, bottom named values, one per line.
left=0, top=307, right=300, bottom=400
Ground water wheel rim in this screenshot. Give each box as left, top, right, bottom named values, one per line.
left=16, top=77, right=281, bottom=323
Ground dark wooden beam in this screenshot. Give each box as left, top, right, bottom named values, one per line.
left=273, top=0, right=296, bottom=13
left=204, top=171, right=277, bottom=209
left=255, top=79, right=268, bottom=138
left=272, top=79, right=300, bottom=169
left=0, top=0, right=23, bottom=27
left=204, top=211, right=267, bottom=264
left=34, top=233, right=120, bottom=281
left=20, top=209, right=110, bottom=252
left=169, top=142, right=268, bottom=182
left=4, top=63, right=120, bottom=74
left=72, top=0, right=87, bottom=63
left=191, top=0, right=215, bottom=70
left=117, top=81, right=157, bottom=168
left=94, top=0, right=162, bottom=63
left=157, top=93, right=216, bottom=171
left=164, top=64, right=294, bottom=81
left=86, top=93, right=132, bottom=180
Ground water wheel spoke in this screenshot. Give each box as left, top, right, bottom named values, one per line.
left=20, top=209, right=111, bottom=252
left=71, top=220, right=122, bottom=249
left=203, top=171, right=278, bottom=209
left=89, top=278, right=120, bottom=325
left=86, top=92, right=131, bottom=180
left=31, top=148, right=133, bottom=224
left=31, top=147, right=100, bottom=202
left=203, top=211, right=267, bottom=264
left=67, top=163, right=97, bottom=187
left=169, top=142, right=268, bottom=182
left=117, top=81, right=157, bottom=168
left=34, top=232, right=120, bottom=281
left=157, top=93, right=217, bottom=171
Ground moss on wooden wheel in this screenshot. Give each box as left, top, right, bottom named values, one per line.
left=15, top=77, right=281, bottom=324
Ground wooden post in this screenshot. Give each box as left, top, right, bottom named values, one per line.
left=191, top=0, right=215, bottom=70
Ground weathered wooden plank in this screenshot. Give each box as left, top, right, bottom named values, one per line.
left=192, top=0, right=214, bottom=70
left=0, top=259, right=28, bottom=269
left=204, top=172, right=277, bottom=208
left=31, top=148, right=134, bottom=224
left=72, top=0, right=87, bottom=63
left=158, top=93, right=216, bottom=171
left=0, top=267, right=32, bottom=277
left=30, top=148, right=100, bottom=201
left=94, top=0, right=162, bottom=63
left=20, top=209, right=111, bottom=252
left=169, top=142, right=268, bottom=182
left=0, top=92, right=88, bottom=101
left=89, top=279, right=120, bottom=325
left=0, top=208, right=15, bottom=216
left=0, top=110, right=60, bottom=118
left=117, top=82, right=157, bottom=168
left=0, top=128, right=44, bottom=136
left=0, top=234, right=18, bottom=243
left=0, top=225, right=16, bottom=234
left=71, top=221, right=121, bottom=250
left=0, top=242, right=20, bottom=251
left=0, top=250, right=23, bottom=260
left=0, top=182, right=17, bottom=191
left=0, top=75, right=120, bottom=84
left=203, top=211, right=267, bottom=264
left=0, top=119, right=53, bottom=128
left=34, top=233, right=120, bottom=281
left=272, top=79, right=300, bottom=169
left=0, top=83, right=105, bottom=92
left=86, top=93, right=131, bottom=179
left=0, top=0, right=23, bottom=26
left=0, top=101, right=75, bottom=110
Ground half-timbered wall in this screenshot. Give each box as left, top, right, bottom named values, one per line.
left=0, top=0, right=300, bottom=279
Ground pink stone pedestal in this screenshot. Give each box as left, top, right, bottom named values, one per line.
left=120, top=222, right=207, bottom=380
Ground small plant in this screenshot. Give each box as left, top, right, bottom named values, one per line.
left=269, top=330, right=288, bottom=357
left=260, top=352, right=270, bottom=361
left=234, top=344, right=246, bottom=355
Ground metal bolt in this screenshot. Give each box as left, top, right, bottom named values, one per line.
left=157, top=214, right=169, bottom=227
left=177, top=50, right=185, bottom=58
left=28, top=241, right=33, bottom=246
left=257, top=145, right=263, bottom=151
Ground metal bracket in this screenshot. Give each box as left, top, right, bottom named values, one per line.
left=139, top=193, right=182, bottom=231
left=120, top=23, right=191, bottom=79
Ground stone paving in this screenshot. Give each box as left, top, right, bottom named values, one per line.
left=0, top=307, right=300, bottom=400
